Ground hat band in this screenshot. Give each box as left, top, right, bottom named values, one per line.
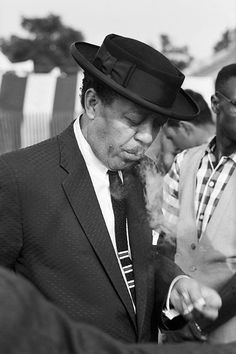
left=93, top=45, right=182, bottom=108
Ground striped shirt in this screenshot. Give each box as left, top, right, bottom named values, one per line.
left=162, top=138, right=236, bottom=239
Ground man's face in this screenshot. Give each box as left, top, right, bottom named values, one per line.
left=87, top=94, right=167, bottom=170
left=164, top=124, right=189, bottom=153
left=215, top=77, right=236, bottom=142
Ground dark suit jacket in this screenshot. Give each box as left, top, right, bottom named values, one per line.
left=0, top=266, right=235, bottom=354
left=0, top=123, right=183, bottom=343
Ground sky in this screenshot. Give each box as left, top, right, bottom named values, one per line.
left=1, top=0, right=236, bottom=61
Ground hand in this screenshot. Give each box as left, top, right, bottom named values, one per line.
left=170, top=277, right=222, bottom=322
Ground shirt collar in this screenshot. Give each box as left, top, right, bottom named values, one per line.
left=205, top=136, right=236, bottom=164
left=73, top=116, right=108, bottom=177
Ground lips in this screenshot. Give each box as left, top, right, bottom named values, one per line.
left=123, top=149, right=145, bottom=161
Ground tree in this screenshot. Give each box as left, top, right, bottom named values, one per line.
left=159, top=34, right=193, bottom=71
left=160, top=34, right=172, bottom=52
left=0, top=14, right=84, bottom=74
left=213, top=30, right=232, bottom=53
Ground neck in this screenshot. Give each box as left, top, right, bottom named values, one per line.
left=215, top=133, right=236, bottom=161
left=195, top=124, right=215, bottom=145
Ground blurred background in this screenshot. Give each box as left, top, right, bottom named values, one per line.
left=1, top=0, right=236, bottom=154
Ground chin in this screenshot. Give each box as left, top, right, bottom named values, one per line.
left=111, top=161, right=132, bottom=171
left=123, top=160, right=137, bottom=169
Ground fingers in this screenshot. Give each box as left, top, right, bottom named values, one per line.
left=170, top=288, right=194, bottom=320
left=181, top=292, right=194, bottom=316
left=192, top=297, right=206, bottom=313
left=201, top=286, right=222, bottom=308
left=180, top=292, right=206, bottom=320
left=170, top=278, right=222, bottom=322
left=196, top=286, right=222, bottom=320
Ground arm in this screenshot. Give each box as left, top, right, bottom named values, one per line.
left=161, top=272, right=235, bottom=343
left=0, top=156, right=23, bottom=268
left=197, top=272, right=236, bottom=334
left=153, top=254, right=221, bottom=332
left=153, top=254, right=191, bottom=330
left=153, top=254, right=187, bottom=330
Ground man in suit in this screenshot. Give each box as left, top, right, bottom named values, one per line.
left=0, top=34, right=220, bottom=343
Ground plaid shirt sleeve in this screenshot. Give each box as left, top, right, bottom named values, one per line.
left=162, top=150, right=187, bottom=227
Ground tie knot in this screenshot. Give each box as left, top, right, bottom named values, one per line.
left=107, top=170, right=126, bottom=199
left=107, top=169, right=120, bottom=183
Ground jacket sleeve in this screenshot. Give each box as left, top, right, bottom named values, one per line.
left=0, top=156, right=23, bottom=268
left=153, top=253, right=187, bottom=330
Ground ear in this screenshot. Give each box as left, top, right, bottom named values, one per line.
left=211, top=94, right=220, bottom=114
left=84, top=88, right=99, bottom=119
left=179, top=121, right=193, bottom=136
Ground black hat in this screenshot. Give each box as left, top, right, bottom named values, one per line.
left=71, top=34, right=199, bottom=120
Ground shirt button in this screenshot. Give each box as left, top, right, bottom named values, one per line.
left=190, top=265, right=197, bottom=272
left=191, top=243, right=196, bottom=250
left=199, top=214, right=204, bottom=221
left=209, top=180, right=215, bottom=188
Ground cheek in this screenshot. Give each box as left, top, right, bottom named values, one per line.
left=223, top=120, right=236, bottom=135
left=112, top=123, right=135, bottom=147
left=166, top=132, right=178, bottom=147
left=219, top=112, right=236, bottom=130
left=104, top=128, right=128, bottom=155
left=174, top=135, right=186, bottom=148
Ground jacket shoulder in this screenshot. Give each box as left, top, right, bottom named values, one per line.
left=0, top=136, right=58, bottom=168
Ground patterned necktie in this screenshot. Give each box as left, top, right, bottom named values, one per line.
left=108, top=170, right=136, bottom=304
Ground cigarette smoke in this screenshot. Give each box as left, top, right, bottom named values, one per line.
left=138, top=155, right=176, bottom=251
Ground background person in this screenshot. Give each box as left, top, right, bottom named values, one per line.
left=162, top=64, right=236, bottom=343
left=146, top=89, right=215, bottom=173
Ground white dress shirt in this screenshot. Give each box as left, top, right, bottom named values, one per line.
left=73, top=117, right=135, bottom=308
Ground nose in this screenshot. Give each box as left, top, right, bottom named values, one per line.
left=135, top=119, right=154, bottom=146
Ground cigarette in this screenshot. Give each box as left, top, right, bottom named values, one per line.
left=183, top=303, right=194, bottom=315
left=194, top=297, right=206, bottom=310
left=183, top=297, right=206, bottom=315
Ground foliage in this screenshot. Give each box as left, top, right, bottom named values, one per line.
left=213, top=30, right=232, bottom=53
left=0, top=14, right=84, bottom=74
left=159, top=34, right=193, bottom=71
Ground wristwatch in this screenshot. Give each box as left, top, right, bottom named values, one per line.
left=189, top=321, right=208, bottom=341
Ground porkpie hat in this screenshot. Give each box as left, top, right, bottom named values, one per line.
left=71, top=34, right=199, bottom=120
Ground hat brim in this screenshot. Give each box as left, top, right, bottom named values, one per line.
left=71, top=42, right=199, bottom=121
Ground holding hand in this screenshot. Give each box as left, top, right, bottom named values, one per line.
left=170, top=277, right=222, bottom=322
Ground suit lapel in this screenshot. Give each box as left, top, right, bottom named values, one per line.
left=58, top=125, right=136, bottom=329
left=124, top=168, right=152, bottom=336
